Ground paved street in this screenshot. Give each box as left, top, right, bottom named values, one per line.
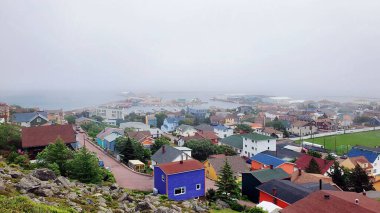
left=77, top=133, right=153, bottom=191
left=77, top=132, right=216, bottom=191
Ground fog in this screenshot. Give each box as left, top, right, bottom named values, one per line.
left=1, top=0, right=380, bottom=98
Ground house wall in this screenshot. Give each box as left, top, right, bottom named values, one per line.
left=29, top=116, right=48, bottom=126
left=242, top=138, right=276, bottom=158
left=154, top=167, right=167, bottom=195
left=340, top=159, right=356, bottom=170
left=251, top=160, right=265, bottom=171
left=277, top=163, right=295, bottom=175
left=242, top=173, right=261, bottom=203
left=372, top=155, right=380, bottom=175
left=287, top=126, right=317, bottom=136
left=214, top=128, right=233, bottom=139
left=259, top=191, right=289, bottom=208
left=167, top=169, right=205, bottom=201
left=204, top=161, right=218, bottom=181
left=96, top=138, right=106, bottom=148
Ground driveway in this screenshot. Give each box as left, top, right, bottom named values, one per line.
left=77, top=133, right=153, bottom=191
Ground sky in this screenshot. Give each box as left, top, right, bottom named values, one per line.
left=1, top=0, right=380, bottom=99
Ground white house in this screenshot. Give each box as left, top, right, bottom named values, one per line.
left=92, top=106, right=126, bottom=120
left=11, top=112, right=49, bottom=127
left=150, top=145, right=192, bottom=168
left=242, top=133, right=276, bottom=158
left=175, top=124, right=197, bottom=137
left=213, top=125, right=233, bottom=139
left=348, top=146, right=380, bottom=176
left=287, top=121, right=317, bottom=136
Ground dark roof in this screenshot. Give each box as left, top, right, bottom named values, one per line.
left=295, top=154, right=334, bottom=174
left=300, top=182, right=339, bottom=191
left=127, top=131, right=151, bottom=142
left=257, top=179, right=312, bottom=204
left=220, top=135, right=244, bottom=149
left=250, top=153, right=285, bottom=167
left=207, top=155, right=249, bottom=176
left=22, top=124, right=77, bottom=148
left=244, top=168, right=290, bottom=183
left=282, top=190, right=380, bottom=213
left=241, top=133, right=275, bottom=141
left=348, top=146, right=380, bottom=163
left=12, top=111, right=48, bottom=123
left=195, top=124, right=214, bottom=132
left=262, top=140, right=301, bottom=161
left=157, top=159, right=204, bottom=175
left=151, top=145, right=189, bottom=164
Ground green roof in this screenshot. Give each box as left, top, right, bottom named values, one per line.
left=241, top=133, right=275, bottom=141
left=247, top=168, right=289, bottom=182
left=220, top=135, right=244, bottom=149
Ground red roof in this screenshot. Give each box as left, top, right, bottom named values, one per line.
left=295, top=154, right=334, bottom=174
left=282, top=190, right=380, bottom=213
left=196, top=131, right=218, bottom=140
left=157, top=160, right=204, bottom=175
left=22, top=124, right=77, bottom=148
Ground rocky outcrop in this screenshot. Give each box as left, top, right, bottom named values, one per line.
left=31, top=168, right=57, bottom=181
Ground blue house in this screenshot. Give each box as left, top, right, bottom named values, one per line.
left=154, top=160, right=205, bottom=201
left=103, top=132, right=123, bottom=152
left=96, top=128, right=124, bottom=149
left=348, top=146, right=380, bottom=175
left=161, top=117, right=181, bottom=133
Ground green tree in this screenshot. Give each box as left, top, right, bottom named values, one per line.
left=214, top=145, right=237, bottom=156
left=235, top=124, right=252, bottom=133
left=307, top=150, right=322, bottom=158
left=36, top=137, right=73, bottom=176
left=206, top=188, right=217, bottom=202
left=184, top=140, right=215, bottom=161
left=116, top=137, right=151, bottom=163
left=91, top=115, right=104, bottom=122
left=246, top=207, right=268, bottom=213
left=68, top=148, right=103, bottom=184
left=305, top=158, right=321, bottom=174
left=64, top=115, right=76, bottom=124
left=328, top=161, right=348, bottom=190
left=215, top=160, right=240, bottom=201
left=124, top=112, right=145, bottom=123
left=348, top=164, right=374, bottom=192
left=155, top=113, right=167, bottom=128
left=0, top=124, right=21, bottom=150
left=325, top=153, right=336, bottom=161
left=151, top=137, right=170, bottom=154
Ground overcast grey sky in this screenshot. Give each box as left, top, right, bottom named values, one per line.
left=1, top=0, right=380, bottom=98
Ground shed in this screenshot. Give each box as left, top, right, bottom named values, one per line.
left=128, top=160, right=145, bottom=173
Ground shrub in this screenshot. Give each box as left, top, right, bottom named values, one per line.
left=6, top=152, right=19, bottom=164
left=206, top=188, right=217, bottom=202
left=47, top=163, right=61, bottom=176
left=159, top=195, right=168, bottom=201
left=228, top=201, right=245, bottom=212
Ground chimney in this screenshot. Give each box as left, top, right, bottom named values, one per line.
left=319, top=179, right=322, bottom=190
left=355, top=199, right=359, bottom=205
left=162, top=145, right=166, bottom=154
left=269, top=165, right=273, bottom=170
left=324, top=195, right=330, bottom=200
left=180, top=160, right=183, bottom=164
left=272, top=188, right=277, bottom=204
left=298, top=168, right=302, bottom=176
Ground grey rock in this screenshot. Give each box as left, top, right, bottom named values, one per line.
left=17, top=175, right=41, bottom=191
left=110, top=183, right=119, bottom=190
left=171, top=205, right=182, bottom=212
left=182, top=201, right=191, bottom=208
left=135, top=201, right=157, bottom=212
left=67, top=192, right=78, bottom=200
left=98, top=197, right=107, bottom=207
left=114, top=209, right=125, bottom=213
left=155, top=206, right=170, bottom=213
left=55, top=176, right=71, bottom=188
left=118, top=192, right=134, bottom=202
left=0, top=178, right=5, bottom=190
left=34, top=188, right=54, bottom=197
left=31, top=168, right=56, bottom=181
left=193, top=204, right=207, bottom=213
left=215, top=199, right=230, bottom=209
left=9, top=170, right=23, bottom=178
left=87, top=198, right=95, bottom=205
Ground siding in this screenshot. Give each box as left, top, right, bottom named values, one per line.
left=154, top=167, right=167, bottom=195
left=204, top=161, right=218, bottom=181
left=242, top=173, right=261, bottom=203
left=277, top=163, right=295, bottom=175
left=259, top=191, right=289, bottom=208
left=167, top=169, right=205, bottom=201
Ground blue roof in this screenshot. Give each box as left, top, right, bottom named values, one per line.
left=249, top=153, right=285, bottom=167
left=166, top=117, right=180, bottom=124
left=12, top=112, right=48, bottom=122
left=348, top=146, right=380, bottom=163
left=213, top=124, right=229, bottom=131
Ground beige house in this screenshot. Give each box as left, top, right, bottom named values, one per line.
left=340, top=156, right=373, bottom=176
left=287, top=121, right=317, bottom=136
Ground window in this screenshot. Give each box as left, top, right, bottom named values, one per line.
left=174, top=187, right=186, bottom=195
left=245, top=145, right=247, bottom=147
left=196, top=184, right=201, bottom=190
left=36, top=118, right=41, bottom=123
left=268, top=147, right=269, bottom=150
left=161, top=175, right=165, bottom=182
left=268, top=140, right=270, bottom=143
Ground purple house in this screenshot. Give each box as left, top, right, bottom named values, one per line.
left=154, top=159, right=205, bottom=201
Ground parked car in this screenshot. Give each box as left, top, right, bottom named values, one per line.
left=340, top=155, right=348, bottom=159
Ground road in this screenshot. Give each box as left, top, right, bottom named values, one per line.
left=77, top=132, right=216, bottom=191
left=77, top=132, right=153, bottom=191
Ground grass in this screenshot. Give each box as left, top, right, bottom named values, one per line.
left=0, top=195, right=76, bottom=213
left=297, top=130, right=380, bottom=155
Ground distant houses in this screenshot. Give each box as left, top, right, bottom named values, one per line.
left=96, top=127, right=124, bottom=150
left=204, top=154, right=249, bottom=181
left=11, top=111, right=49, bottom=127
left=249, top=153, right=296, bottom=175
left=295, top=154, right=334, bottom=176
left=287, top=121, right=317, bottom=136
left=161, top=117, right=181, bottom=133
left=154, top=159, right=205, bottom=201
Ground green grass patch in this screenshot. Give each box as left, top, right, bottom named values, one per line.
left=297, top=130, right=380, bottom=155
left=0, top=195, right=76, bottom=213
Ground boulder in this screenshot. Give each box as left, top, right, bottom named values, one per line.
left=110, top=183, right=119, bottom=190
left=17, top=175, right=41, bottom=191
left=98, top=197, right=107, bottom=207
left=135, top=201, right=156, bottom=212
left=34, top=188, right=54, bottom=197
left=155, top=206, right=170, bottom=213
left=182, top=201, right=191, bottom=209
left=67, top=192, right=78, bottom=200
left=55, top=176, right=71, bottom=188
left=31, top=169, right=56, bottom=181
left=216, top=199, right=230, bottom=209
left=9, top=170, right=23, bottom=178
left=118, top=192, right=134, bottom=202
left=0, top=178, right=5, bottom=190
left=193, top=204, right=207, bottom=213
left=171, top=205, right=182, bottom=212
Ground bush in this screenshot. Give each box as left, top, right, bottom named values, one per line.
left=47, top=163, right=61, bottom=176
left=102, top=169, right=115, bottom=183
left=6, top=152, right=19, bottom=164
left=228, top=201, right=245, bottom=212
left=206, top=188, right=217, bottom=202
left=159, top=195, right=168, bottom=201
left=14, top=155, right=30, bottom=167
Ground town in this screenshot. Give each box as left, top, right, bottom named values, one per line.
left=1, top=94, right=380, bottom=212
